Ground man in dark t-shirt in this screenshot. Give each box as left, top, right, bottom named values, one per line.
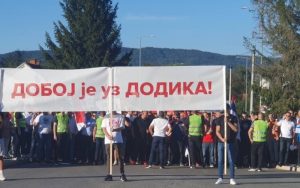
left=215, top=111, right=238, bottom=185
left=132, top=111, right=152, bottom=165
left=238, top=112, right=252, bottom=167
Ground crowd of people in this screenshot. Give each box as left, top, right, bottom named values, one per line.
left=0, top=109, right=300, bottom=184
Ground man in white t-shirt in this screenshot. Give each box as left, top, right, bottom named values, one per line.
left=276, top=112, right=295, bottom=166
left=146, top=111, right=172, bottom=169
left=38, top=112, right=54, bottom=163
left=102, top=111, right=127, bottom=182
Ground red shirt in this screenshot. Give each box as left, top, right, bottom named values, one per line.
left=203, top=133, right=214, bottom=143
left=203, top=119, right=214, bottom=143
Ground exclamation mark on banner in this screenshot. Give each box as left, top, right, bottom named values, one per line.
left=208, top=81, right=212, bottom=94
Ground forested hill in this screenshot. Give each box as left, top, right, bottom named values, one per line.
left=0, top=47, right=247, bottom=67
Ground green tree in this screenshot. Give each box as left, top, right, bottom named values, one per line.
left=0, top=50, right=23, bottom=68
left=252, top=0, right=300, bottom=114
left=41, top=0, right=132, bottom=69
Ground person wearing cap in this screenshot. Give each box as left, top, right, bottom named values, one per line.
left=146, top=111, right=172, bottom=169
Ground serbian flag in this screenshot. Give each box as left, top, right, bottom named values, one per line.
left=230, top=96, right=240, bottom=140
left=75, top=111, right=86, bottom=131
left=230, top=96, right=238, bottom=117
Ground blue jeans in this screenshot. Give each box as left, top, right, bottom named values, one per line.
left=149, top=136, right=165, bottom=166
left=39, top=134, right=52, bottom=161
left=267, top=138, right=279, bottom=165
left=94, top=137, right=105, bottom=163
left=279, top=137, right=292, bottom=165
left=202, top=142, right=214, bottom=165
left=69, top=133, right=76, bottom=162
left=30, top=128, right=40, bottom=160
left=218, top=142, right=235, bottom=179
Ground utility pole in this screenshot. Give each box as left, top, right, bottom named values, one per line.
left=245, top=58, right=248, bottom=113
left=250, top=49, right=255, bottom=113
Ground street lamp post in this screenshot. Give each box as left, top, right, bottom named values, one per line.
left=139, top=35, right=155, bottom=67
left=259, top=27, right=264, bottom=110
left=259, top=47, right=263, bottom=109
left=242, top=6, right=262, bottom=113
left=139, top=37, right=142, bottom=67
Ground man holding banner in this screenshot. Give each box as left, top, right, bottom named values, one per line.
left=102, top=111, right=127, bottom=182
left=215, top=108, right=238, bottom=185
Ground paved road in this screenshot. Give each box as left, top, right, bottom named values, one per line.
left=1, top=163, right=300, bottom=188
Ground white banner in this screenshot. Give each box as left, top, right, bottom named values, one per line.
left=0, top=66, right=225, bottom=112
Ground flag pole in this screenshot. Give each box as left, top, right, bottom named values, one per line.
left=0, top=69, right=4, bottom=111
left=109, top=67, right=113, bottom=176
left=223, top=66, right=227, bottom=175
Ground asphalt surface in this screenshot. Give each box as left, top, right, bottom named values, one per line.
left=1, top=162, right=300, bottom=188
